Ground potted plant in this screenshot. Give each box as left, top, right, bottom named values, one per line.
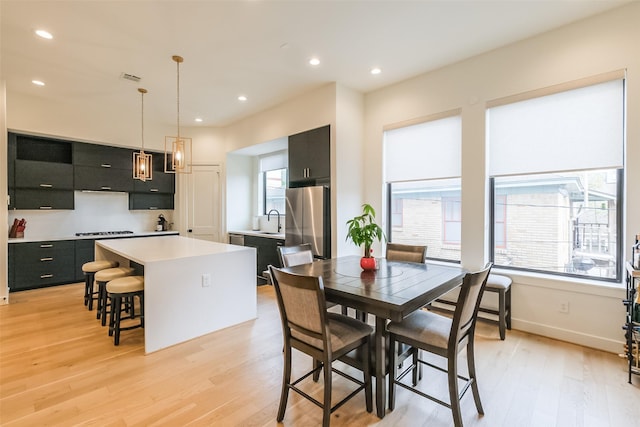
left=346, top=203, right=386, bottom=270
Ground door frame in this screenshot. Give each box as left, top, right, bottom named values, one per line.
left=177, top=163, right=224, bottom=242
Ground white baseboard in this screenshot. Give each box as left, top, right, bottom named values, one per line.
left=512, top=318, right=624, bottom=354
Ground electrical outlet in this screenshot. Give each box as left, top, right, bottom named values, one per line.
left=559, top=301, right=569, bottom=313
left=202, top=274, right=211, bottom=287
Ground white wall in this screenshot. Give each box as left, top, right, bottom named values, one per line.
left=363, top=3, right=640, bottom=352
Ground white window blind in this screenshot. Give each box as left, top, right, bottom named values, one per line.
left=259, top=150, right=287, bottom=172
left=384, top=115, right=461, bottom=182
left=488, top=78, right=624, bottom=176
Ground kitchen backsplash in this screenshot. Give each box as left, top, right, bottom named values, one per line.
left=7, top=191, right=172, bottom=239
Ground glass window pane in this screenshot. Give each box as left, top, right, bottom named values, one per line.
left=389, top=178, right=461, bottom=262
left=264, top=168, right=287, bottom=214
left=493, top=169, right=619, bottom=280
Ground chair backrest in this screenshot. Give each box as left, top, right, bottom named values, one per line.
left=278, top=243, right=314, bottom=268
left=386, top=243, right=427, bottom=264
left=450, top=263, right=492, bottom=346
left=269, top=266, right=329, bottom=351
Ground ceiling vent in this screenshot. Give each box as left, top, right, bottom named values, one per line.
left=120, top=72, right=141, bottom=83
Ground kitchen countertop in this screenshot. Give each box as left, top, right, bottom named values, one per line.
left=8, top=230, right=179, bottom=244
left=229, top=230, right=285, bottom=240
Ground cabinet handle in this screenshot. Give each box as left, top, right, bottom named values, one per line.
left=40, top=257, right=53, bottom=262
left=101, top=164, right=112, bottom=168
left=39, top=206, right=52, bottom=210
left=40, top=244, right=53, bottom=248
left=150, top=189, right=159, bottom=192
left=148, top=206, right=158, bottom=210
left=40, top=274, right=53, bottom=279
left=101, top=186, right=111, bottom=190
left=39, top=184, right=53, bottom=188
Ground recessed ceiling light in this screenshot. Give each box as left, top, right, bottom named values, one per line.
left=35, top=29, right=53, bottom=40
left=309, top=58, right=320, bottom=66
left=238, top=95, right=247, bottom=102
left=195, top=117, right=203, bottom=123
left=32, top=80, right=45, bottom=86
left=370, top=67, right=382, bottom=75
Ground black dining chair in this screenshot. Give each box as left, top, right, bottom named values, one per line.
left=269, top=266, right=373, bottom=427
left=387, top=263, right=492, bottom=427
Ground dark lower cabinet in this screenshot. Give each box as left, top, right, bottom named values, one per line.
left=243, top=235, right=284, bottom=283
left=9, top=240, right=76, bottom=291
left=75, top=239, right=95, bottom=282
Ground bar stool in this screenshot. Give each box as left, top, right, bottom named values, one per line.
left=95, top=267, right=136, bottom=326
left=82, top=260, right=119, bottom=310
left=106, top=276, right=144, bottom=346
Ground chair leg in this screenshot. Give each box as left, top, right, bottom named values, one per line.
left=277, top=343, right=292, bottom=422
left=506, top=287, right=512, bottom=330
left=313, top=359, right=322, bottom=382
left=467, top=339, right=484, bottom=415
left=498, top=289, right=506, bottom=340
left=100, top=283, right=110, bottom=326
left=448, top=353, right=463, bottom=427
left=113, top=295, right=122, bottom=345
left=322, top=354, right=332, bottom=427
left=388, top=334, right=397, bottom=411
left=84, top=274, right=91, bottom=306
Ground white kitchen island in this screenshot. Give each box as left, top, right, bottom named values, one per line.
left=95, top=235, right=256, bottom=353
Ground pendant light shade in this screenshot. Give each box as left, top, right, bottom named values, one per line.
left=133, top=88, right=152, bottom=181
left=165, top=55, right=192, bottom=174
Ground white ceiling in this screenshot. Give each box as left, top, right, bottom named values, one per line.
left=0, top=0, right=629, bottom=128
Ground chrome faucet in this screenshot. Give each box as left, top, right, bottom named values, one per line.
left=267, top=209, right=282, bottom=233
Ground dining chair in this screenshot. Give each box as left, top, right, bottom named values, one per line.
left=385, top=242, right=427, bottom=263
left=277, top=243, right=314, bottom=267
left=269, top=266, right=373, bottom=427
left=387, top=263, right=492, bottom=427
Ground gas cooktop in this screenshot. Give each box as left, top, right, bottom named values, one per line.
left=75, top=230, right=134, bottom=237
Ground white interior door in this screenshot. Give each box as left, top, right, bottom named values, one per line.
left=186, top=165, right=221, bottom=241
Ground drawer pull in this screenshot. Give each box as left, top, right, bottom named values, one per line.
left=148, top=206, right=158, bottom=210
left=40, top=274, right=53, bottom=279
left=40, top=257, right=54, bottom=262
left=39, top=206, right=52, bottom=210
left=101, top=186, right=111, bottom=190
left=101, top=164, right=112, bottom=168
left=39, top=184, right=53, bottom=188
left=150, top=189, right=159, bottom=192
left=40, top=244, right=53, bottom=248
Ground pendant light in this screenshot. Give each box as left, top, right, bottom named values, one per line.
left=164, top=55, right=192, bottom=174
left=133, top=88, right=152, bottom=181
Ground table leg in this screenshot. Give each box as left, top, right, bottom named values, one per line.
left=375, top=316, right=387, bottom=418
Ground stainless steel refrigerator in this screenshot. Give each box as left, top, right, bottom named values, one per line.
left=285, top=186, right=330, bottom=259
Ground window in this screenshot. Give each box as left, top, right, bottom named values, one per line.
left=263, top=168, right=287, bottom=214
left=488, top=75, right=624, bottom=281
left=384, top=112, right=462, bottom=262
left=259, top=150, right=287, bottom=215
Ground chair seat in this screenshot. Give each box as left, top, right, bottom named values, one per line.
left=82, top=260, right=118, bottom=273
left=292, top=312, right=373, bottom=352
left=95, top=267, right=136, bottom=282
left=387, top=310, right=452, bottom=350
left=485, top=274, right=512, bottom=290
left=107, top=276, right=144, bottom=294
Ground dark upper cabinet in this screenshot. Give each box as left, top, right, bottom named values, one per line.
left=128, top=193, right=174, bottom=210
left=74, top=143, right=133, bottom=170
left=15, top=160, right=74, bottom=189
left=132, top=170, right=175, bottom=194
left=74, top=165, right=134, bottom=192
left=9, top=132, right=74, bottom=210
left=14, top=189, right=75, bottom=210
left=288, top=125, right=330, bottom=186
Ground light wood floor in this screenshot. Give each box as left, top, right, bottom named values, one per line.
left=1, top=282, right=639, bottom=427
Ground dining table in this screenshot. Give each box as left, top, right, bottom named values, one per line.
left=281, top=255, right=466, bottom=418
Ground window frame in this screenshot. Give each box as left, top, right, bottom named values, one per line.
left=262, top=167, right=287, bottom=215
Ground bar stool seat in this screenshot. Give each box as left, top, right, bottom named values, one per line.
left=82, top=260, right=118, bottom=310
left=106, top=276, right=145, bottom=346
left=95, top=267, right=136, bottom=325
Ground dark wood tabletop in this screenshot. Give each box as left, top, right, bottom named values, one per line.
left=282, top=255, right=466, bottom=418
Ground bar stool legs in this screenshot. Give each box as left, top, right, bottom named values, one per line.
left=94, top=267, right=136, bottom=325
left=82, top=260, right=119, bottom=310
left=106, top=276, right=145, bottom=346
